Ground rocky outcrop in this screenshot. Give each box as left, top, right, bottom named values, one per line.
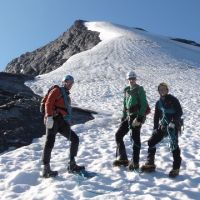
left=5, top=20, right=101, bottom=76
left=0, top=72, right=95, bottom=153
left=171, top=38, right=200, bottom=47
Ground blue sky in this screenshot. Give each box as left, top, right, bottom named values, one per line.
left=0, top=0, right=200, bottom=71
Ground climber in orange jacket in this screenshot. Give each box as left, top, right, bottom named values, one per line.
left=41, top=75, right=85, bottom=178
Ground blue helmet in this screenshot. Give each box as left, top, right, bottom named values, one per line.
left=62, top=75, right=74, bottom=82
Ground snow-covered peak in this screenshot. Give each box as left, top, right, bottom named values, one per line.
left=26, top=21, right=200, bottom=107
left=85, top=21, right=123, bottom=40
left=84, top=21, right=141, bottom=41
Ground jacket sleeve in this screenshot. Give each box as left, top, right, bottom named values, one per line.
left=122, top=88, right=128, bottom=119
left=137, top=86, right=147, bottom=117
left=173, top=97, right=183, bottom=121
left=45, top=87, right=61, bottom=117
left=153, top=101, right=160, bottom=129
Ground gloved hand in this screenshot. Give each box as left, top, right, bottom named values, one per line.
left=137, top=115, right=145, bottom=123
left=132, top=118, right=141, bottom=127
left=160, top=125, right=167, bottom=132
left=152, top=129, right=157, bottom=134
left=46, top=116, right=54, bottom=129
left=168, top=122, right=175, bottom=129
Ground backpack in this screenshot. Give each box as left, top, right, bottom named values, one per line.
left=40, top=85, right=61, bottom=115
left=140, top=99, right=151, bottom=123
left=144, top=102, right=151, bottom=116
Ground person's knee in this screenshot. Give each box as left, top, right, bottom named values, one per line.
left=115, top=130, right=125, bottom=142
left=71, top=133, right=79, bottom=145
left=148, top=139, right=155, bottom=148
left=115, top=135, right=123, bottom=143
left=45, top=136, right=55, bottom=149
left=172, top=147, right=181, bottom=157
left=134, top=142, right=141, bottom=149
left=45, top=140, right=54, bottom=149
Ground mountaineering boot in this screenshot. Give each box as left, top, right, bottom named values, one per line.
left=42, top=164, right=58, bottom=178
left=127, top=161, right=139, bottom=171
left=168, top=169, right=179, bottom=178
left=113, top=159, right=129, bottom=167
left=140, top=161, right=156, bottom=172
left=67, top=160, right=85, bottom=173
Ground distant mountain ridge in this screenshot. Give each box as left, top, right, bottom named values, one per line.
left=171, top=38, right=200, bottom=47
left=5, top=20, right=101, bottom=76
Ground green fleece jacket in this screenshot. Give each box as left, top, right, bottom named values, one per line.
left=122, top=84, right=147, bottom=119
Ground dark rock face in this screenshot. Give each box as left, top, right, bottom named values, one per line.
left=5, top=20, right=101, bottom=76
left=0, top=72, right=95, bottom=153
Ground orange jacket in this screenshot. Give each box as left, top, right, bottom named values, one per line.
left=45, top=87, right=71, bottom=118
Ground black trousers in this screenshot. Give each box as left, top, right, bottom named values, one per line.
left=115, top=118, right=141, bottom=164
left=42, top=115, right=79, bottom=165
left=147, top=127, right=182, bottom=169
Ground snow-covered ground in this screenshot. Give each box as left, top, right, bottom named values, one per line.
left=1, top=21, right=200, bottom=200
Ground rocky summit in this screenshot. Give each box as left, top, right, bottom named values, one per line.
left=5, top=20, right=101, bottom=76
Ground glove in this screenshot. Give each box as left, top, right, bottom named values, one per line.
left=160, top=125, right=167, bottom=132
left=137, top=115, right=145, bottom=123
left=152, top=129, right=157, bottom=134
left=132, top=118, right=141, bottom=127
left=46, top=116, right=54, bottom=129
left=168, top=122, right=175, bottom=129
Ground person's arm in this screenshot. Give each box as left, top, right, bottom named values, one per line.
left=137, top=86, right=147, bottom=122
left=172, top=96, right=183, bottom=125
left=174, top=97, right=183, bottom=119
left=121, top=87, right=129, bottom=120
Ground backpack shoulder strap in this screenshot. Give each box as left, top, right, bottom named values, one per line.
left=158, top=99, right=175, bottom=114
left=158, top=99, right=164, bottom=111
left=60, top=87, right=71, bottom=116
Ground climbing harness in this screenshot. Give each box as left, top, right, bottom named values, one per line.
left=158, top=100, right=178, bottom=151
left=60, top=87, right=72, bottom=122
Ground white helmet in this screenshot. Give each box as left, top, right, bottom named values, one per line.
left=126, top=71, right=137, bottom=79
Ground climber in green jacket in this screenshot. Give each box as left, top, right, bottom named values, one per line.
left=113, top=71, right=149, bottom=171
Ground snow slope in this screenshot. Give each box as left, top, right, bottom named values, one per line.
left=1, top=21, right=200, bottom=200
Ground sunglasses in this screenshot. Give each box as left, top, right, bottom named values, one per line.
left=128, top=78, right=136, bottom=81
left=64, top=81, right=74, bottom=86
